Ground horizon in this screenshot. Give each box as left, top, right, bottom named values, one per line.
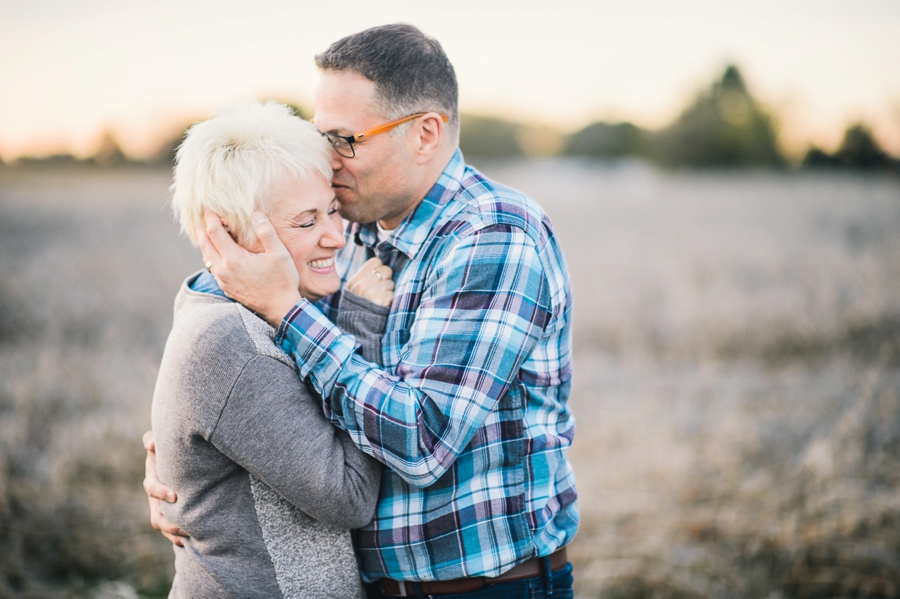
left=2, top=0, right=899, bottom=161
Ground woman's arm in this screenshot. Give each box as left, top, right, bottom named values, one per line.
left=336, top=289, right=390, bottom=364
left=209, top=270, right=393, bottom=528
left=143, top=281, right=392, bottom=540
left=210, top=355, right=381, bottom=529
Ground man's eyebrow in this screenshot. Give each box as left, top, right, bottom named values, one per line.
left=311, top=118, right=341, bottom=135
left=315, top=119, right=354, bottom=135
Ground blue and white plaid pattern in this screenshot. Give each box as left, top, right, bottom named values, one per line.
left=275, top=150, right=578, bottom=582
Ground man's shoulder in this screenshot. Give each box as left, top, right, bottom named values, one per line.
left=447, top=163, right=573, bottom=311
left=444, top=162, right=555, bottom=250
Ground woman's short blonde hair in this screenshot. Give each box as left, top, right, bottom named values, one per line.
left=171, top=100, right=332, bottom=247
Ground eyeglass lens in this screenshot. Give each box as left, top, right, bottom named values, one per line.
left=321, top=133, right=355, bottom=158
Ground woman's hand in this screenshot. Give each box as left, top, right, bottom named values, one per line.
left=346, top=257, right=394, bottom=307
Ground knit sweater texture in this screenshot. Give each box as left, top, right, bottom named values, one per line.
left=151, top=275, right=387, bottom=598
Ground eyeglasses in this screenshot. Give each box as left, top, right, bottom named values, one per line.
left=318, top=112, right=450, bottom=158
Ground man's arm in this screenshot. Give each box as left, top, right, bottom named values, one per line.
left=142, top=432, right=188, bottom=546
left=276, top=225, right=552, bottom=488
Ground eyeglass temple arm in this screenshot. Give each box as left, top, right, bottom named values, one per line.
left=354, top=113, right=450, bottom=141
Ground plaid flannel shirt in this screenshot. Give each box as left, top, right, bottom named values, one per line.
left=275, top=150, right=578, bottom=582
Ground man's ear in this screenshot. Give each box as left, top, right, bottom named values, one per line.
left=414, top=113, right=445, bottom=165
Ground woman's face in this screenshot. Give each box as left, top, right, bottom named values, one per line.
left=258, top=171, right=346, bottom=302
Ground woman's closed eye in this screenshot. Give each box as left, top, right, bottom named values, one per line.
left=327, top=199, right=339, bottom=216
left=291, top=201, right=338, bottom=229
left=292, top=210, right=319, bottom=229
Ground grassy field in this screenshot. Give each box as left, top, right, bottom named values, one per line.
left=1, top=162, right=898, bottom=598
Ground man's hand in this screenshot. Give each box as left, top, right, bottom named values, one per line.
left=196, top=209, right=302, bottom=328
left=142, top=431, right=189, bottom=547
left=347, top=257, right=394, bottom=307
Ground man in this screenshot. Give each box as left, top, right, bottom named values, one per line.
left=145, top=23, right=578, bottom=598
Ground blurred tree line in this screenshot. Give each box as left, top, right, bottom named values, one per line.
left=566, top=66, right=784, bottom=168
left=562, top=65, right=898, bottom=172
left=802, top=124, right=898, bottom=171
left=458, top=65, right=898, bottom=173
left=4, top=75, right=897, bottom=172
left=1, top=102, right=309, bottom=171
left=3, top=130, right=130, bottom=169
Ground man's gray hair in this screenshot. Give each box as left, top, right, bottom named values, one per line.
left=315, top=23, right=459, bottom=139
left=171, top=101, right=332, bottom=248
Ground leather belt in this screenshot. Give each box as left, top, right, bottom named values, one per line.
left=377, top=547, right=568, bottom=597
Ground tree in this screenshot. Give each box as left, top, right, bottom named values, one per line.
left=458, top=113, right=524, bottom=159
left=91, top=130, right=127, bottom=167
left=656, top=65, right=784, bottom=167
left=564, top=66, right=785, bottom=168
left=563, top=121, right=652, bottom=159
left=834, top=124, right=891, bottom=170
left=802, top=124, right=897, bottom=172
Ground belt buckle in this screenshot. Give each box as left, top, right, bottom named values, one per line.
left=395, top=581, right=408, bottom=597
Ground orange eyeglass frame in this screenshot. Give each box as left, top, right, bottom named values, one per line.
left=316, top=112, right=450, bottom=158
left=352, top=112, right=450, bottom=141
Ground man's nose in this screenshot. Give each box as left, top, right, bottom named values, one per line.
left=330, top=148, right=345, bottom=171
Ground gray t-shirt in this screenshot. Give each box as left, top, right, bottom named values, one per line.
left=151, top=276, right=387, bottom=598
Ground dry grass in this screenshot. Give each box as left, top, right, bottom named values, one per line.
left=1, top=162, right=899, bottom=597
left=480, top=159, right=900, bottom=598
left=0, top=168, right=188, bottom=598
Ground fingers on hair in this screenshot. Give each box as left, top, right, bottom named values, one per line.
left=170, top=101, right=333, bottom=249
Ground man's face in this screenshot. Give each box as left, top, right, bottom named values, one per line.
left=313, top=70, right=421, bottom=226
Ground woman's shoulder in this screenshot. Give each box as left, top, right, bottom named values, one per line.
left=167, top=279, right=249, bottom=362
left=172, top=281, right=295, bottom=372
left=154, top=286, right=256, bottom=435
left=233, top=305, right=297, bottom=372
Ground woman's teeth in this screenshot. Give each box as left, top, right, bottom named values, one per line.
left=308, top=257, right=334, bottom=270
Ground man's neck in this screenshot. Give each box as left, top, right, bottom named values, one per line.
left=376, top=220, right=395, bottom=235
left=378, top=145, right=457, bottom=230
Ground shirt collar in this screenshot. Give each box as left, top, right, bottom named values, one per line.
left=188, top=270, right=228, bottom=298
left=350, top=149, right=466, bottom=260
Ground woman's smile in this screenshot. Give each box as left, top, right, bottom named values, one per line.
left=307, top=256, right=336, bottom=272
left=265, top=171, right=346, bottom=302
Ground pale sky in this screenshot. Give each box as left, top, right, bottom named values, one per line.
left=2, top=0, right=899, bottom=161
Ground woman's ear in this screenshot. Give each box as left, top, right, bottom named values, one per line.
left=220, top=218, right=239, bottom=243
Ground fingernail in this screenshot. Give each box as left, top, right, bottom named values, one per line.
left=166, top=492, right=176, bottom=502
left=252, top=212, right=266, bottom=225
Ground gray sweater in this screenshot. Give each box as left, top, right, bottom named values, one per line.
left=151, top=276, right=386, bottom=599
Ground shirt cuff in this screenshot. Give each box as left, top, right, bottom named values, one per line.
left=274, top=298, right=358, bottom=397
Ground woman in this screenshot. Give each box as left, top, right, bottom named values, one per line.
left=152, top=101, right=390, bottom=598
